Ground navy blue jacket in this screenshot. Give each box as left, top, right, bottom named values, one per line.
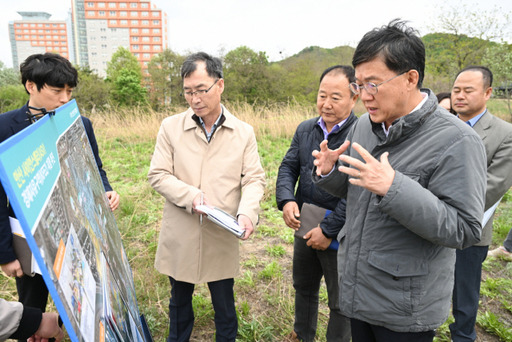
left=276, top=113, right=357, bottom=238
left=0, top=103, right=112, bottom=264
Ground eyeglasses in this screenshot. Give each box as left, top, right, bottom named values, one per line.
left=182, top=79, right=219, bottom=98
left=349, top=72, right=406, bottom=95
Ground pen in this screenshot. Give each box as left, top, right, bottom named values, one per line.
left=200, top=192, right=203, bottom=224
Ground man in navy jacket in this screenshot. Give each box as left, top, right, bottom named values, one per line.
left=0, top=53, right=119, bottom=338
left=276, top=65, right=358, bottom=342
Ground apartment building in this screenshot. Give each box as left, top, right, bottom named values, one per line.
left=8, top=1, right=168, bottom=77
left=8, top=12, right=70, bottom=69
left=71, top=0, right=168, bottom=76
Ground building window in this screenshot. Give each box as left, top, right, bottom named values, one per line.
left=131, top=20, right=139, bottom=25
left=143, top=45, right=150, bottom=50
left=87, top=2, right=94, bottom=7
left=110, top=20, right=117, bottom=25
left=152, top=11, right=159, bottom=17
left=98, top=2, right=105, bottom=7
left=130, top=2, right=137, bottom=7
left=131, top=28, right=139, bottom=33
left=143, top=53, right=150, bottom=59
left=141, top=3, right=148, bottom=8
left=99, top=11, right=106, bottom=16
left=120, top=11, right=127, bottom=16
left=141, top=20, right=149, bottom=25
left=108, top=2, right=116, bottom=8
left=119, top=2, right=127, bottom=8
left=132, top=44, right=139, bottom=50
left=110, top=11, right=116, bottom=15
left=153, top=36, right=160, bottom=42
left=130, top=11, right=138, bottom=17
left=142, top=36, right=149, bottom=41
left=142, top=11, right=149, bottom=17
left=120, top=20, right=128, bottom=25
left=132, top=36, right=139, bottom=41
left=154, top=45, right=161, bottom=51
left=101, top=44, right=107, bottom=48
left=152, top=28, right=160, bottom=33
left=88, top=11, right=95, bottom=16
left=141, top=28, right=149, bottom=33
left=152, top=20, right=159, bottom=25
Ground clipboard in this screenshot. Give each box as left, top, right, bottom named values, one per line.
left=295, top=203, right=328, bottom=238
left=195, top=205, right=246, bottom=239
left=10, top=216, right=40, bottom=277
left=295, top=203, right=339, bottom=250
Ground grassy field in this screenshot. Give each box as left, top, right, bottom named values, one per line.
left=1, top=99, right=512, bottom=341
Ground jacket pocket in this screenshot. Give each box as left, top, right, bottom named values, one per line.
left=367, top=250, right=428, bottom=315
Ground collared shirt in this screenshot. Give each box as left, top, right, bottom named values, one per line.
left=381, top=91, right=429, bottom=136
left=460, top=109, right=487, bottom=128
left=317, top=116, right=349, bottom=140
left=192, top=107, right=225, bottom=142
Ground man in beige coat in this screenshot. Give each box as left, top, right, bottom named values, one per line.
left=148, top=52, right=266, bottom=342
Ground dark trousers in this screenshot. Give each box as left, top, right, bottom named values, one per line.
left=16, top=274, right=50, bottom=342
left=167, top=277, right=237, bottom=342
left=293, top=237, right=350, bottom=342
left=450, top=245, right=488, bottom=342
left=350, top=318, right=435, bottom=342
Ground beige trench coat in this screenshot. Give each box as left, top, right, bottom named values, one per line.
left=148, top=106, right=266, bottom=284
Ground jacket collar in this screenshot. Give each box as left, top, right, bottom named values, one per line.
left=472, top=110, right=492, bottom=141
left=184, top=104, right=236, bottom=131
left=371, top=89, right=437, bottom=144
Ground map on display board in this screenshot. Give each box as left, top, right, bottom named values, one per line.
left=0, top=100, right=152, bottom=342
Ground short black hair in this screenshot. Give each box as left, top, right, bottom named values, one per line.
left=436, top=92, right=451, bottom=103
left=20, top=53, right=78, bottom=94
left=181, top=52, right=223, bottom=80
left=455, top=66, right=493, bottom=88
left=352, top=19, right=425, bottom=88
left=319, top=65, right=356, bottom=84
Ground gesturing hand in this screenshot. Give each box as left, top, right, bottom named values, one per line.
left=312, top=140, right=350, bottom=176
left=338, top=142, right=395, bottom=196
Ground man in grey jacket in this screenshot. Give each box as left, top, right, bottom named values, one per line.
left=312, top=20, right=487, bottom=342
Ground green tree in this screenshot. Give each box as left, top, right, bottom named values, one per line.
left=105, top=47, right=147, bottom=106
left=73, top=66, right=113, bottom=113
left=428, top=4, right=510, bottom=75
left=223, top=46, right=272, bottom=104
left=483, top=43, right=512, bottom=118
left=147, top=49, right=186, bottom=109
left=0, top=61, right=19, bottom=87
left=112, top=69, right=148, bottom=106
left=0, top=84, right=28, bottom=113
left=105, top=47, right=143, bottom=82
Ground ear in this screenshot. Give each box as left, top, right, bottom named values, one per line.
left=25, top=80, right=37, bottom=95
left=406, top=69, right=420, bottom=90
left=484, top=87, right=492, bottom=101
left=217, top=78, right=225, bottom=95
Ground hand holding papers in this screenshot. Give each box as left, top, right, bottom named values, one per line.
left=195, top=205, right=246, bottom=239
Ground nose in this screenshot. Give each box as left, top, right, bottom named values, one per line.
left=359, top=88, right=374, bottom=101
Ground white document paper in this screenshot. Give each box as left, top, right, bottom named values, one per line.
left=195, top=205, right=245, bottom=238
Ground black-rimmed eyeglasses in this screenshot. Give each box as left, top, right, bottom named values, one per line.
left=349, top=72, right=406, bottom=95
left=182, top=79, right=219, bottom=98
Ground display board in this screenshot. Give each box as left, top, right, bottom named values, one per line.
left=0, top=100, right=151, bottom=342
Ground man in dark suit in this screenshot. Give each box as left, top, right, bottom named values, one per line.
left=450, top=66, right=512, bottom=342
left=0, top=53, right=120, bottom=339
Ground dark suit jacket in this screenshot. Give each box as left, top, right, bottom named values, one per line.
left=473, top=111, right=512, bottom=246
left=0, top=103, right=112, bottom=263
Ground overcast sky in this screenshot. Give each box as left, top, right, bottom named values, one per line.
left=1, top=0, right=511, bottom=68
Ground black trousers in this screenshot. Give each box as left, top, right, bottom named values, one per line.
left=350, top=318, right=435, bottom=342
